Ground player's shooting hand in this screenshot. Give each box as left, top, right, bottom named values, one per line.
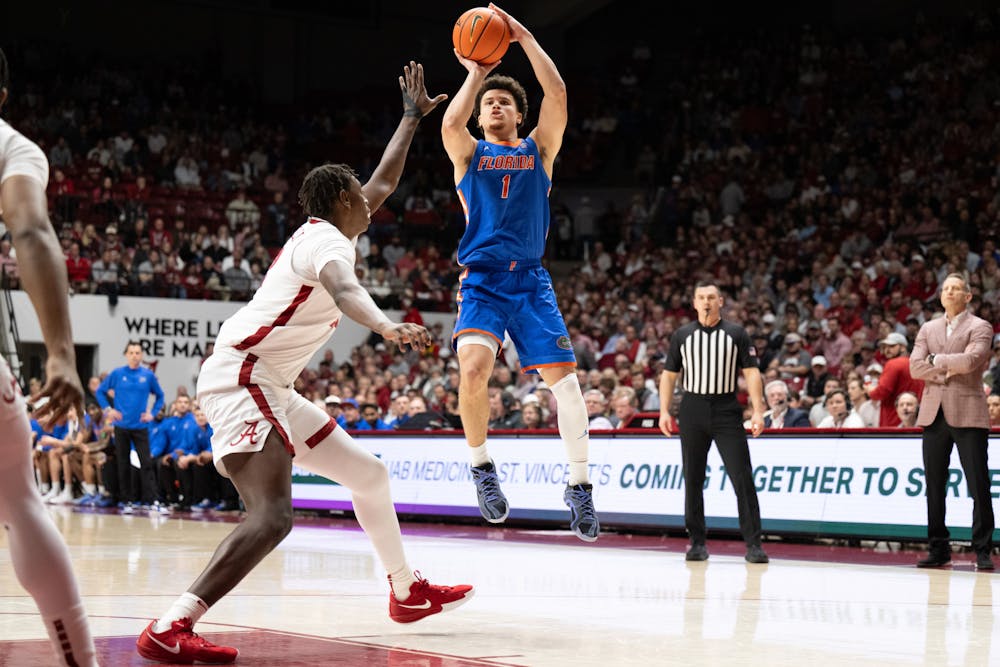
left=382, top=323, right=432, bottom=352
left=488, top=3, right=529, bottom=43
left=399, top=61, right=448, bottom=118
left=452, top=50, right=501, bottom=75
left=32, top=355, right=84, bottom=430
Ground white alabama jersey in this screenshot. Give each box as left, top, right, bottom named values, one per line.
left=0, top=118, right=48, bottom=202
left=213, top=217, right=356, bottom=384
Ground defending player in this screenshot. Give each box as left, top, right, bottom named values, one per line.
left=440, top=3, right=599, bottom=541
left=137, top=62, right=472, bottom=664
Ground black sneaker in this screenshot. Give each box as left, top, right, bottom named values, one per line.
left=916, top=551, right=951, bottom=568
left=685, top=543, right=709, bottom=561
left=471, top=461, right=509, bottom=523
left=976, top=551, right=995, bottom=571
left=563, top=483, right=600, bottom=542
left=745, top=544, right=769, bottom=563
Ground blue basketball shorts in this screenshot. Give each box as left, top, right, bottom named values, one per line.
left=452, top=265, right=576, bottom=373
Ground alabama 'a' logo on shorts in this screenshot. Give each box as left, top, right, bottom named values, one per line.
left=557, top=336, right=572, bottom=350
left=230, top=420, right=263, bottom=446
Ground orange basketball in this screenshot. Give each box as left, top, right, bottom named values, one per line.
left=452, top=7, right=510, bottom=65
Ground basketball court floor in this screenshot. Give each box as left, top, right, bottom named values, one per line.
left=1, top=506, right=997, bottom=666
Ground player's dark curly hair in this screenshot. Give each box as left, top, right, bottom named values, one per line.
left=298, top=163, right=358, bottom=221
left=473, top=75, right=528, bottom=131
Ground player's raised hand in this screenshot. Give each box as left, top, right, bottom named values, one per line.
left=400, top=61, right=448, bottom=118
left=31, top=354, right=85, bottom=430
left=488, top=3, right=529, bottom=43
left=452, top=49, right=501, bottom=75
left=382, top=322, right=432, bottom=351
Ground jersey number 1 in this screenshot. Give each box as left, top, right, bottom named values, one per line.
left=500, top=174, right=510, bottom=199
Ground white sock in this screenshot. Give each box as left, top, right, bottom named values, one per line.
left=469, top=443, right=491, bottom=467
left=153, top=592, right=209, bottom=632
left=549, top=373, right=591, bottom=485
left=97, top=485, right=106, bottom=495
left=388, top=566, right=418, bottom=600
left=42, top=602, right=98, bottom=667
left=82, top=483, right=96, bottom=496
left=39, top=483, right=51, bottom=494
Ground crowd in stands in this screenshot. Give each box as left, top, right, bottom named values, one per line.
left=8, top=10, right=1000, bottom=445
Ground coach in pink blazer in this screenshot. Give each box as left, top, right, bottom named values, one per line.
left=910, top=273, right=995, bottom=571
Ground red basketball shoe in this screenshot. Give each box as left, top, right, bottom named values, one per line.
left=137, top=618, right=239, bottom=664
left=388, top=573, right=474, bottom=623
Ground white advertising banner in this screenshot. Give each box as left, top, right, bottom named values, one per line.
left=292, top=433, right=1000, bottom=541
left=7, top=292, right=455, bottom=397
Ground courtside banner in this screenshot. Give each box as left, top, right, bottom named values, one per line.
left=291, top=433, right=1000, bottom=541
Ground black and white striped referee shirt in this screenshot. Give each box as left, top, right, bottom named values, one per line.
left=664, top=320, right=757, bottom=395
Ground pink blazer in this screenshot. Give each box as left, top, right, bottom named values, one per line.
left=910, top=313, right=992, bottom=429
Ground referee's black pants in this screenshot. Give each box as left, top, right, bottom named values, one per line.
left=922, top=408, right=994, bottom=555
left=678, top=393, right=762, bottom=547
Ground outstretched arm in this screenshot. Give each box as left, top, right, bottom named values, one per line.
left=490, top=3, right=567, bottom=172
left=319, top=259, right=430, bottom=352
left=0, top=175, right=83, bottom=425
left=363, top=61, right=447, bottom=212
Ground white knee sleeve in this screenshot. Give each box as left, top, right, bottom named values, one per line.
left=549, top=373, right=590, bottom=463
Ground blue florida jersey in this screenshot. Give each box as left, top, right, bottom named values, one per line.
left=456, top=137, right=551, bottom=267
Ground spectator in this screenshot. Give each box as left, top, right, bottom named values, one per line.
left=398, top=394, right=450, bottom=430
left=775, top=333, right=810, bottom=389
left=385, top=393, right=410, bottom=429
left=487, top=387, right=521, bottom=430
left=338, top=398, right=366, bottom=430
left=865, top=332, right=924, bottom=427
left=989, top=394, right=1000, bottom=428
left=809, top=378, right=842, bottom=426
left=518, top=400, right=547, bottom=430
left=583, top=389, right=614, bottom=429
left=846, top=377, right=879, bottom=428
left=225, top=188, right=260, bottom=227
left=265, top=191, right=290, bottom=244
left=762, top=380, right=810, bottom=429
left=174, top=153, right=201, bottom=189
left=323, top=395, right=343, bottom=422
left=813, top=318, right=852, bottom=370
left=360, top=403, right=391, bottom=430
left=611, top=386, right=639, bottom=429
left=49, top=136, right=73, bottom=168
left=65, top=242, right=92, bottom=293
left=802, top=355, right=831, bottom=409
left=895, top=391, right=919, bottom=429
left=816, top=389, right=865, bottom=429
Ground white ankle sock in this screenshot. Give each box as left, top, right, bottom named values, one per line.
left=389, top=566, right=418, bottom=600
left=153, top=592, right=209, bottom=632
left=82, top=483, right=96, bottom=496
left=469, top=443, right=491, bottom=467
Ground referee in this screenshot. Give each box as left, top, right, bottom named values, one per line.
left=659, top=281, right=769, bottom=563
